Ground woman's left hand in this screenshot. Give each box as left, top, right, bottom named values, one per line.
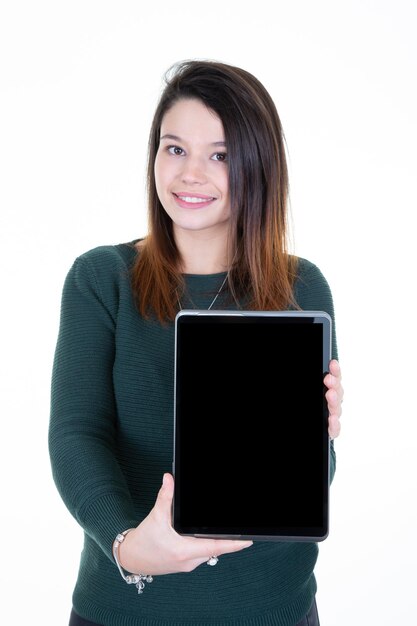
left=324, top=359, right=343, bottom=439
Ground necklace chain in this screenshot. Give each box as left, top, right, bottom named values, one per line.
left=177, top=273, right=229, bottom=311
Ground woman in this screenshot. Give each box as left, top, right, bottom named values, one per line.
left=49, top=59, right=343, bottom=626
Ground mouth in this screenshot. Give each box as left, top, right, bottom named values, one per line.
left=173, top=192, right=217, bottom=208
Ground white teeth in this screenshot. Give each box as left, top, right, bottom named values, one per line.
left=177, top=195, right=214, bottom=203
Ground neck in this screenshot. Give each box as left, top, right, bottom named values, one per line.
left=175, top=229, right=231, bottom=275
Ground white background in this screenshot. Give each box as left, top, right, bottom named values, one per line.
left=1, top=1, right=416, bottom=624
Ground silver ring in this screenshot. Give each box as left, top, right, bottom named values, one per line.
left=207, top=555, right=219, bottom=566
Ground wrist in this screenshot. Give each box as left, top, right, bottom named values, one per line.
left=112, top=529, right=154, bottom=594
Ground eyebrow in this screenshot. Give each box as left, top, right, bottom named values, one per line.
left=160, top=134, right=227, bottom=147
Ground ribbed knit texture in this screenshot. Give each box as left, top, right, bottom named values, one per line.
left=49, top=240, right=338, bottom=626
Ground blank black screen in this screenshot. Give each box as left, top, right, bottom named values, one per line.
left=173, top=313, right=330, bottom=541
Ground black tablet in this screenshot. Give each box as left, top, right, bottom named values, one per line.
left=172, top=310, right=332, bottom=542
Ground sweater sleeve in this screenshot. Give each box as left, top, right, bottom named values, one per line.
left=48, top=254, right=139, bottom=562
left=294, top=259, right=339, bottom=484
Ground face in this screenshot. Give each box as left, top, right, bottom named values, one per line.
left=154, top=98, right=231, bottom=239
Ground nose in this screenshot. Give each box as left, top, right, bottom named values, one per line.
left=180, top=155, right=207, bottom=185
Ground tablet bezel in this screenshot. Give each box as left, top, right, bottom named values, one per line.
left=172, top=310, right=332, bottom=542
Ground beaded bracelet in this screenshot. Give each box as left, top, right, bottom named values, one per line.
left=112, top=529, right=154, bottom=594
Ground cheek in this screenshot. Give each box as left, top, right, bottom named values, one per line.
left=154, top=154, right=166, bottom=195
left=207, top=164, right=228, bottom=198
left=221, top=172, right=230, bottom=200
left=154, top=153, right=178, bottom=195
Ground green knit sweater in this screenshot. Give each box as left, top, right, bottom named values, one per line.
left=49, top=240, right=338, bottom=626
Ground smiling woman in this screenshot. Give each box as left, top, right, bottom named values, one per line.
left=133, top=60, right=300, bottom=321
left=49, top=58, right=343, bottom=626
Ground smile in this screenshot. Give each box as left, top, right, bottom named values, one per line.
left=178, top=196, right=213, bottom=203
left=173, top=193, right=217, bottom=208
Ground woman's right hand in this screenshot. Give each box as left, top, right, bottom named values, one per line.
left=118, top=473, right=253, bottom=576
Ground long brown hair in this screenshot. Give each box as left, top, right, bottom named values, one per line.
left=132, top=59, right=299, bottom=322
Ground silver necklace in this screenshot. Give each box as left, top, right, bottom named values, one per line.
left=177, top=273, right=229, bottom=311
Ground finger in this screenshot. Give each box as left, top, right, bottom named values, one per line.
left=212, top=538, right=253, bottom=555
left=324, top=373, right=342, bottom=392
left=182, top=536, right=253, bottom=561
left=325, top=361, right=342, bottom=386
left=325, top=388, right=342, bottom=416
left=324, top=372, right=341, bottom=388
left=329, top=359, right=341, bottom=377
left=324, top=375, right=344, bottom=407
left=152, top=473, right=175, bottom=520
left=328, top=414, right=341, bottom=439
left=180, top=555, right=225, bottom=573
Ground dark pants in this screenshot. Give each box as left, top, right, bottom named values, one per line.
left=69, top=598, right=320, bottom=626
left=295, top=598, right=320, bottom=626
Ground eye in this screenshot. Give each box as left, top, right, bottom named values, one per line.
left=167, top=145, right=185, bottom=156
left=212, top=152, right=228, bottom=162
